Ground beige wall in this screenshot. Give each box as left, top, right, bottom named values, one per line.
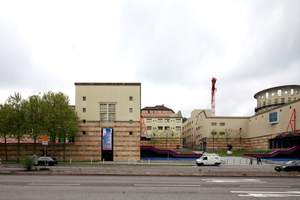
left=183, top=109, right=248, bottom=149
left=249, top=100, right=300, bottom=138
left=75, top=83, right=141, bottom=121
left=183, top=99, right=300, bottom=150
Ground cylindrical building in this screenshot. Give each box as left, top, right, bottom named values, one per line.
left=254, top=85, right=300, bottom=114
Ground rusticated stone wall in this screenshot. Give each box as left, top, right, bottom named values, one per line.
left=0, top=120, right=141, bottom=161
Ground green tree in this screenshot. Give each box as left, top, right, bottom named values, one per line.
left=24, top=94, right=45, bottom=155
left=58, top=106, right=80, bottom=161
left=42, top=91, right=79, bottom=158
left=7, top=93, right=28, bottom=163
left=0, top=103, right=13, bottom=160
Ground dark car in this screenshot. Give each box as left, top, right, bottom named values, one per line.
left=51, top=158, right=58, bottom=165
left=38, top=157, right=55, bottom=166
left=274, top=160, right=300, bottom=172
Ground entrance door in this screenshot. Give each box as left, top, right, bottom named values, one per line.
left=101, top=128, right=113, bottom=161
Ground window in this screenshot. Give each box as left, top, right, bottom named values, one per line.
left=83, top=96, right=86, bottom=101
left=129, top=96, right=133, bottom=101
left=129, top=132, right=132, bottom=135
left=165, top=119, right=170, bottom=123
left=158, top=126, right=163, bottom=130
left=176, top=126, right=181, bottom=130
left=82, top=131, right=86, bottom=135
left=268, top=110, right=279, bottom=124
left=129, top=108, right=133, bottom=112
left=158, top=119, right=163, bottom=123
left=100, top=103, right=116, bottom=121
left=211, top=122, right=217, bottom=126
left=220, top=123, right=225, bottom=126
left=83, top=108, right=86, bottom=112
left=220, top=132, right=225, bottom=135
left=83, top=120, right=86, bottom=123
left=147, top=126, right=152, bottom=130
left=165, top=126, right=170, bottom=130
left=211, top=132, right=217, bottom=135
left=129, top=120, right=133, bottom=123
left=146, top=119, right=152, bottom=123
left=161, top=111, right=163, bottom=114
left=176, top=119, right=181, bottom=123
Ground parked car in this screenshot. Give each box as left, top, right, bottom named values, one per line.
left=38, top=157, right=55, bottom=166
left=274, top=160, right=300, bottom=172
left=196, top=153, right=221, bottom=166
left=51, top=158, right=58, bottom=165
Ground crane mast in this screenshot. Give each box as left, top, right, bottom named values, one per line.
left=211, top=77, right=217, bottom=116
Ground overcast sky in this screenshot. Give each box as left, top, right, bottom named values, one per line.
left=0, top=0, right=299, bottom=118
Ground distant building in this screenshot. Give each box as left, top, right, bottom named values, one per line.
left=141, top=105, right=182, bottom=137
left=183, top=85, right=300, bottom=151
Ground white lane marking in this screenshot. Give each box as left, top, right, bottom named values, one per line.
left=28, top=183, right=81, bottom=186
left=134, top=184, right=201, bottom=187
left=240, top=185, right=292, bottom=188
left=231, top=191, right=300, bottom=198
left=203, top=179, right=266, bottom=183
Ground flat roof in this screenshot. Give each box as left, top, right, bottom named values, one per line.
left=75, top=82, right=141, bottom=86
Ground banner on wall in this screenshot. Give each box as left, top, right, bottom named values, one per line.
left=102, top=128, right=113, bottom=150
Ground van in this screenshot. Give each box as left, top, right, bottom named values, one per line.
left=196, top=153, right=221, bottom=166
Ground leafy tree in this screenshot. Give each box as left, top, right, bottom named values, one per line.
left=42, top=91, right=79, bottom=158
left=24, top=94, right=45, bottom=155
left=210, top=129, right=218, bottom=150
left=7, top=93, right=28, bottom=163
left=0, top=103, right=13, bottom=160
left=58, top=106, right=80, bottom=161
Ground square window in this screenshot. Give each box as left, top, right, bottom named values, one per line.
left=129, top=108, right=133, bottom=112
left=129, top=96, right=133, bottom=101
left=268, top=110, right=279, bottom=124
left=83, top=131, right=86, bottom=135
left=211, top=122, right=217, bottom=126
left=158, top=126, right=163, bottom=130
left=158, top=119, right=163, bottom=123
left=176, top=119, right=181, bottom=123
left=147, top=119, right=152, bottom=123
left=165, top=119, right=170, bottom=123
left=83, top=120, right=86, bottom=123
left=83, top=96, right=86, bottom=101
left=220, top=123, right=225, bottom=126
left=83, top=108, right=86, bottom=112
left=129, top=120, right=133, bottom=123
left=147, top=126, right=152, bottom=130
left=129, top=132, right=133, bottom=135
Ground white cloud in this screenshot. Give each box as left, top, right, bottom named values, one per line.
left=0, top=0, right=299, bottom=117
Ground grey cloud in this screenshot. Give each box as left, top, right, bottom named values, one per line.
left=120, top=1, right=226, bottom=86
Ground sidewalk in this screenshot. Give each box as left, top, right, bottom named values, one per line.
left=1, top=160, right=299, bottom=177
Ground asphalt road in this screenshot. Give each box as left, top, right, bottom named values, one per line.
left=1, top=162, right=280, bottom=172
left=0, top=175, right=299, bottom=199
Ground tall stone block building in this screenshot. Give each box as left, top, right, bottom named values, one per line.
left=75, top=83, right=141, bottom=161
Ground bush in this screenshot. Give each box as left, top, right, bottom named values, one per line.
left=21, top=150, right=34, bottom=171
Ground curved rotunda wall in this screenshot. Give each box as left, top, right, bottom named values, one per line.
left=254, top=85, right=300, bottom=114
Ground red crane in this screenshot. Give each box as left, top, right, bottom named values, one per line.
left=211, top=77, right=217, bottom=116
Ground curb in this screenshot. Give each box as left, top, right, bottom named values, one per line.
left=1, top=169, right=300, bottom=178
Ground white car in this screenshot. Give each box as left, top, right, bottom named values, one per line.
left=196, top=153, right=221, bottom=166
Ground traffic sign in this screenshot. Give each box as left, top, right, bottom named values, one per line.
left=42, top=136, right=48, bottom=141
left=42, top=141, right=48, bottom=145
